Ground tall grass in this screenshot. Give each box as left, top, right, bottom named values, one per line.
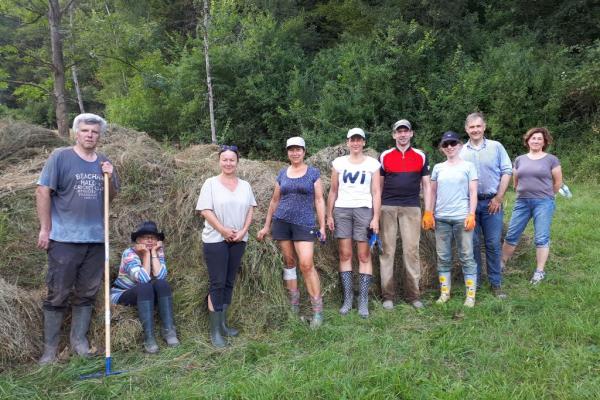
left=1, top=183, right=599, bottom=399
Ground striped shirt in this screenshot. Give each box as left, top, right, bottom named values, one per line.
left=110, top=247, right=167, bottom=304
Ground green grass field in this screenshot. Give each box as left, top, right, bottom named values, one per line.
left=1, top=183, right=599, bottom=400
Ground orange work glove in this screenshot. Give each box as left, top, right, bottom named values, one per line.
left=464, top=213, right=476, bottom=231
left=421, top=211, right=435, bottom=230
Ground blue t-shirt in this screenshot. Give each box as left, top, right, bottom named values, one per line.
left=431, top=160, right=478, bottom=219
left=273, top=166, right=320, bottom=227
left=459, top=139, right=512, bottom=196
left=37, top=147, right=120, bottom=243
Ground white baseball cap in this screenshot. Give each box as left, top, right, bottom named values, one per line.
left=347, top=128, right=366, bottom=139
left=286, top=136, right=306, bottom=149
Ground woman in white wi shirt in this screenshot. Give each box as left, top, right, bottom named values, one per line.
left=327, top=128, right=381, bottom=318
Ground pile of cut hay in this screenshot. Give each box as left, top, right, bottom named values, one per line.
left=0, top=121, right=521, bottom=367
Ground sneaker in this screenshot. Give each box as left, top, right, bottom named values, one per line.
left=463, top=297, right=475, bottom=308
left=411, top=300, right=425, bottom=309
left=491, top=286, right=507, bottom=299
left=436, top=294, right=450, bottom=304
left=530, top=270, right=545, bottom=285
left=382, top=300, right=394, bottom=310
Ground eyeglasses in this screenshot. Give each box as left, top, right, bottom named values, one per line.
left=441, top=141, right=459, bottom=148
left=219, top=145, right=238, bottom=152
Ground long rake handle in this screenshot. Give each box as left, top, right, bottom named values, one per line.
left=103, top=172, right=112, bottom=370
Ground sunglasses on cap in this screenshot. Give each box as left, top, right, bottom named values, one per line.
left=219, top=144, right=238, bottom=152
left=441, top=141, right=459, bottom=148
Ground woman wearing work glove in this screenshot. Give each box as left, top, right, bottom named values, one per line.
left=429, top=131, right=479, bottom=307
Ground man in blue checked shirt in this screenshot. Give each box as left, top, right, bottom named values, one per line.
left=459, top=112, right=512, bottom=298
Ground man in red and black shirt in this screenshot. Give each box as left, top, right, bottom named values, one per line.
left=379, top=119, right=432, bottom=309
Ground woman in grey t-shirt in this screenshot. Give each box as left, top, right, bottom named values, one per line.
left=196, top=145, right=257, bottom=347
left=502, top=127, right=563, bottom=285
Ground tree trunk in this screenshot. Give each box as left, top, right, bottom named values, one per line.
left=69, top=2, right=85, bottom=113
left=48, top=0, right=69, bottom=137
left=202, top=0, right=217, bottom=144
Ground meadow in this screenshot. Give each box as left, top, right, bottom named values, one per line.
left=1, top=183, right=598, bottom=399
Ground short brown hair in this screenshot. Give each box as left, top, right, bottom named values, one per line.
left=523, top=127, right=553, bottom=150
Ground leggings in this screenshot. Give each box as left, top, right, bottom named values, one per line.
left=203, top=241, right=247, bottom=312
left=117, top=279, right=172, bottom=306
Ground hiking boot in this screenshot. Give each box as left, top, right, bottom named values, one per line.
left=310, top=312, right=323, bottom=329
left=382, top=300, right=394, bottom=310
left=492, top=286, right=507, bottom=299
left=530, top=270, right=545, bottom=285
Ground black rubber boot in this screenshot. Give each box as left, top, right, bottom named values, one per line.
left=338, top=271, right=354, bottom=315
left=357, top=273, right=372, bottom=318
left=137, top=300, right=159, bottom=354
left=70, top=305, right=93, bottom=357
left=157, top=296, right=180, bottom=347
left=39, top=309, right=65, bottom=365
left=209, top=310, right=227, bottom=348
left=221, top=304, right=239, bottom=337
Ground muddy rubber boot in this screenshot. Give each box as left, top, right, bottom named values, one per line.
left=70, top=305, right=93, bottom=357
left=436, top=272, right=451, bottom=304
left=138, top=300, right=159, bottom=353
left=464, top=274, right=477, bottom=308
left=39, top=309, right=65, bottom=365
left=357, top=273, right=372, bottom=318
left=209, top=310, right=227, bottom=348
left=338, top=271, right=354, bottom=315
left=221, top=304, right=239, bottom=337
left=157, top=296, right=180, bottom=347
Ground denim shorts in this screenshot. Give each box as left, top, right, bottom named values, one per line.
left=504, top=198, right=555, bottom=248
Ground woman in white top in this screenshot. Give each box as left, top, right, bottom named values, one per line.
left=196, top=145, right=256, bottom=348
left=327, top=128, right=381, bottom=318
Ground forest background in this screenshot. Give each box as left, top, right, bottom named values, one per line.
left=1, top=0, right=599, bottom=169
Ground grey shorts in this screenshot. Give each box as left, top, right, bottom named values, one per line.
left=333, top=207, right=373, bottom=242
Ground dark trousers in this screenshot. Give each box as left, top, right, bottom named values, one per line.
left=117, top=280, right=172, bottom=306
left=44, top=241, right=104, bottom=311
left=203, top=241, right=246, bottom=312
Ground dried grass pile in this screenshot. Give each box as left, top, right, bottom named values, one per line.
left=0, top=121, right=67, bottom=172
left=0, top=278, right=43, bottom=367
left=0, top=121, right=522, bottom=367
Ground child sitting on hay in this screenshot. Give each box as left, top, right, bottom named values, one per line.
left=110, top=221, right=179, bottom=353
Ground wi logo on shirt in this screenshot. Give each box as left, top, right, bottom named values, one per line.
left=342, top=170, right=366, bottom=184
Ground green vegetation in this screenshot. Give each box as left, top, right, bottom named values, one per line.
left=1, top=1, right=599, bottom=158
left=1, top=183, right=598, bottom=399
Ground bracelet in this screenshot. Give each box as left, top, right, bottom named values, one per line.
left=151, top=256, right=159, bottom=259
